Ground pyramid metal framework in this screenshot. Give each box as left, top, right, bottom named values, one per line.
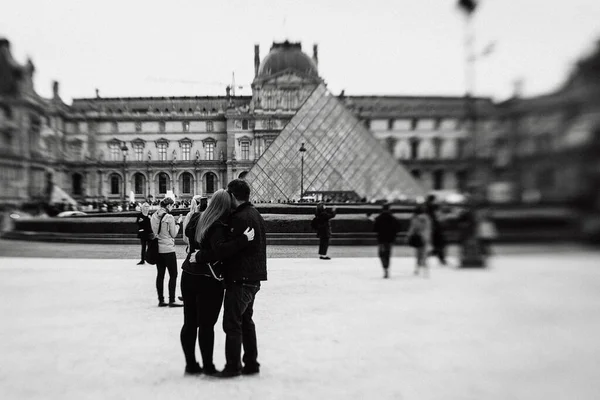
left=245, top=84, right=424, bottom=202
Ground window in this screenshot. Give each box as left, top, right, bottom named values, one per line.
left=182, top=121, right=190, bottom=132
left=387, top=119, right=394, bottom=130
left=182, top=173, right=192, bottom=194
left=134, top=145, right=144, bottom=161
left=410, top=118, right=418, bottom=130
left=410, top=138, right=420, bottom=160
left=242, top=119, right=249, bottom=130
left=456, top=138, right=467, bottom=159
left=134, top=174, right=144, bottom=195
left=110, top=175, right=120, bottom=194
left=432, top=137, right=442, bottom=159
left=158, top=173, right=168, bottom=194
left=72, top=174, right=83, bottom=196
left=109, top=143, right=120, bottom=161
left=205, top=173, right=215, bottom=194
left=159, top=121, right=165, bottom=132
left=434, top=118, right=442, bottom=130
left=112, top=122, right=118, bottom=133
left=181, top=142, right=191, bottom=161
left=205, top=142, right=215, bottom=160
left=158, top=143, right=168, bottom=161
left=433, top=170, right=444, bottom=190
left=135, top=122, right=142, bottom=132
left=241, top=142, right=250, bottom=160
left=206, top=121, right=213, bottom=132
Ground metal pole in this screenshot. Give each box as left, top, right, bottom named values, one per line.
left=122, top=154, right=126, bottom=202
left=300, top=152, right=304, bottom=199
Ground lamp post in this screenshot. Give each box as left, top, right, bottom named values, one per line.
left=457, top=0, right=485, bottom=267
left=299, top=142, right=306, bottom=201
left=120, top=142, right=129, bottom=203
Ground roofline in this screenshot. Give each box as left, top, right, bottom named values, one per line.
left=72, top=95, right=252, bottom=102
left=346, top=95, right=494, bottom=102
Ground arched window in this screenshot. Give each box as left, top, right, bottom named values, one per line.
left=110, top=174, right=120, bottom=195
left=158, top=173, right=169, bottom=194
left=205, top=173, right=216, bottom=194
left=72, top=173, right=83, bottom=196
left=181, top=173, right=193, bottom=194
left=134, top=173, right=145, bottom=195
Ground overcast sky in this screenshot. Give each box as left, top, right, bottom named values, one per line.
left=1, top=0, right=599, bottom=103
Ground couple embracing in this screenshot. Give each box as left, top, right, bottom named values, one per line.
left=180, top=179, right=267, bottom=378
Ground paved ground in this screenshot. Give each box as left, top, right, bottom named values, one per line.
left=0, top=238, right=592, bottom=259
left=1, top=251, right=599, bottom=399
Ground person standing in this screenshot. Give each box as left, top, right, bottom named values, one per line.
left=314, top=203, right=336, bottom=260
left=217, top=179, right=267, bottom=378
left=373, top=203, right=400, bottom=279
left=182, top=195, right=208, bottom=249
left=135, top=202, right=152, bottom=265
left=425, top=194, right=447, bottom=266
left=406, top=204, right=432, bottom=277
left=150, top=197, right=184, bottom=308
left=180, top=189, right=254, bottom=375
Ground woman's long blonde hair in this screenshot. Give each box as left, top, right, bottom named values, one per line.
left=195, top=189, right=231, bottom=244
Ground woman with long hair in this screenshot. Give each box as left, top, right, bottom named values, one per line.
left=406, top=204, right=432, bottom=277
left=180, top=189, right=254, bottom=375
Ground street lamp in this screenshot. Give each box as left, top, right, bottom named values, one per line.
left=120, top=142, right=129, bottom=203
left=299, top=142, right=306, bottom=201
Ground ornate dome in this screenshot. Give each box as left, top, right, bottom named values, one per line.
left=257, top=41, right=319, bottom=79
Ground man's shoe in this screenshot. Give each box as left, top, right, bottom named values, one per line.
left=202, top=365, right=218, bottom=376
left=319, top=256, right=331, bottom=260
left=215, top=368, right=242, bottom=378
left=168, top=301, right=184, bottom=308
left=241, top=364, right=260, bottom=375
left=158, top=301, right=168, bottom=307
left=137, top=260, right=145, bottom=265
left=184, top=362, right=202, bottom=375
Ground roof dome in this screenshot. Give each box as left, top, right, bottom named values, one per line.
left=257, top=41, right=318, bottom=79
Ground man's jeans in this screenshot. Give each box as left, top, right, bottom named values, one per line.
left=223, top=281, right=261, bottom=371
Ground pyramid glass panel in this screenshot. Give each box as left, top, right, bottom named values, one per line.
left=246, top=84, right=424, bottom=202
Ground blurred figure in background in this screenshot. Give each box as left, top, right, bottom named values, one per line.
left=406, top=204, right=432, bottom=277
left=314, top=203, right=336, bottom=260
left=135, top=202, right=152, bottom=265
left=373, top=203, right=401, bottom=279
left=425, top=194, right=447, bottom=266
left=476, top=205, right=498, bottom=258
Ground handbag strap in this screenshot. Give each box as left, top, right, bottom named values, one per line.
left=157, top=213, right=166, bottom=235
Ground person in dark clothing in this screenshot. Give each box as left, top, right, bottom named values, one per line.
left=373, top=203, right=401, bottom=279
left=180, top=189, right=254, bottom=376
left=135, top=202, right=152, bottom=265
left=425, top=194, right=447, bottom=266
left=216, top=179, right=268, bottom=378
left=314, top=203, right=336, bottom=260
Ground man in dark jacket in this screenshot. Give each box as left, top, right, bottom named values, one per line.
left=425, top=194, right=447, bottom=265
left=217, top=179, right=267, bottom=378
left=373, top=203, right=400, bottom=278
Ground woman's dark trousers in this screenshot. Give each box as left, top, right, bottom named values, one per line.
left=156, top=252, right=178, bottom=302
left=180, top=272, right=224, bottom=369
left=318, top=236, right=330, bottom=256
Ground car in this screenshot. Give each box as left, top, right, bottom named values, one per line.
left=56, top=211, right=88, bottom=218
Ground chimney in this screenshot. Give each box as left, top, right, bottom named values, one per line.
left=512, top=79, right=524, bottom=98
left=313, top=44, right=319, bottom=68
left=52, top=81, right=59, bottom=99
left=95, top=88, right=100, bottom=98
left=254, top=44, right=260, bottom=78
left=226, top=85, right=231, bottom=97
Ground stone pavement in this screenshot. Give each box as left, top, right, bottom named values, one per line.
left=1, top=251, right=600, bottom=399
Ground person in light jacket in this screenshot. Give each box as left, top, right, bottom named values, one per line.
left=150, top=197, right=183, bottom=307
left=406, top=204, right=432, bottom=277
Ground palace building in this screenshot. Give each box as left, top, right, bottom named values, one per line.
left=6, top=37, right=598, bottom=207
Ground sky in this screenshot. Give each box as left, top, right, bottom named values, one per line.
left=1, top=0, right=599, bottom=103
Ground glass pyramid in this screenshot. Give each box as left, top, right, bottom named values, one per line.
left=246, top=84, right=424, bottom=202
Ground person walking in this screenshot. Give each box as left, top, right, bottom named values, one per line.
left=150, top=197, right=184, bottom=308
left=406, top=204, right=432, bottom=277
left=425, top=194, right=447, bottom=266
left=373, top=203, right=401, bottom=279
left=135, top=202, right=152, bottom=265
left=314, top=203, right=336, bottom=260
left=217, top=179, right=267, bottom=378
left=180, top=189, right=254, bottom=376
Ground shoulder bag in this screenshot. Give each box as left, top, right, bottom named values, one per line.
left=145, top=214, right=165, bottom=265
